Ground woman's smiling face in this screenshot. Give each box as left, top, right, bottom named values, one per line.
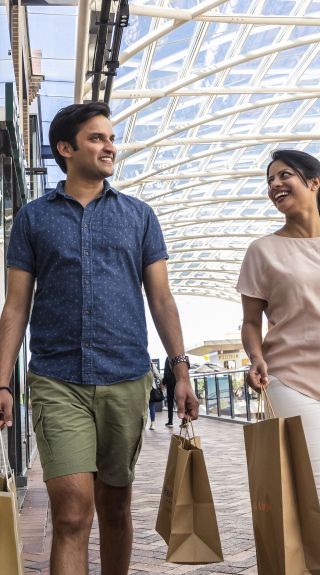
left=267, top=160, right=314, bottom=214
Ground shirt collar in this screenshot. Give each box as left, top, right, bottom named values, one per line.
left=46, top=180, right=118, bottom=201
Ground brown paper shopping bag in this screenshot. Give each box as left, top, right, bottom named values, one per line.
left=0, top=431, right=24, bottom=575
left=286, top=416, right=320, bottom=574
left=156, top=426, right=223, bottom=564
left=244, top=390, right=320, bottom=575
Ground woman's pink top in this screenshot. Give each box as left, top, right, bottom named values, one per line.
left=236, top=233, right=320, bottom=399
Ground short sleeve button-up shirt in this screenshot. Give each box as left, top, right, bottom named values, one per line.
left=7, top=180, right=168, bottom=385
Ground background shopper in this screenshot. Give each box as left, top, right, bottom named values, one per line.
left=163, top=356, right=177, bottom=428
left=149, top=362, right=163, bottom=430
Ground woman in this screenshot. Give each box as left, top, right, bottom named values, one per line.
left=236, top=149, right=320, bottom=492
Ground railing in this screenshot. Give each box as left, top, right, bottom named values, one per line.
left=191, top=367, right=259, bottom=423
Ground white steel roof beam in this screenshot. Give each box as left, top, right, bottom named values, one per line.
left=74, top=0, right=92, bottom=103
left=179, top=0, right=314, bottom=178
left=124, top=20, right=210, bottom=182
left=170, top=275, right=240, bottom=282
left=168, top=257, right=243, bottom=263
left=111, top=86, right=320, bottom=99
left=114, top=90, right=320, bottom=170
left=115, top=133, right=320, bottom=151
left=119, top=0, right=226, bottom=66
left=152, top=195, right=267, bottom=207
left=112, top=32, right=320, bottom=126
left=160, top=215, right=281, bottom=229
left=248, top=45, right=320, bottom=175
left=169, top=247, right=247, bottom=252
left=129, top=5, right=320, bottom=26
left=143, top=177, right=254, bottom=202
left=201, top=14, right=320, bottom=25
left=113, top=169, right=265, bottom=189
left=119, top=144, right=264, bottom=187
left=114, top=92, right=319, bottom=186
left=116, top=132, right=317, bottom=190
left=170, top=245, right=248, bottom=251
left=153, top=198, right=269, bottom=218
left=165, top=233, right=271, bottom=242
left=170, top=267, right=240, bottom=273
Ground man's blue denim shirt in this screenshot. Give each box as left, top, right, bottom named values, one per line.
left=7, top=181, right=168, bottom=385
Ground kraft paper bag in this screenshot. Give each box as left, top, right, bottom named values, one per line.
left=244, top=387, right=320, bottom=575
left=286, top=416, right=320, bottom=574
left=156, top=430, right=223, bottom=564
left=0, top=431, right=24, bottom=575
left=244, top=416, right=308, bottom=575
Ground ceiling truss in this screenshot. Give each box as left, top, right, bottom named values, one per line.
left=47, top=0, right=320, bottom=300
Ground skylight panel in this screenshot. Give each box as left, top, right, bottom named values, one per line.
left=25, top=0, right=320, bottom=299
left=261, top=0, right=296, bottom=16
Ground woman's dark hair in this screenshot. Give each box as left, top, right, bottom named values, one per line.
left=49, top=102, right=111, bottom=173
left=267, top=149, right=320, bottom=213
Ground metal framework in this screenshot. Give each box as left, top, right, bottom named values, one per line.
left=26, top=0, right=320, bottom=301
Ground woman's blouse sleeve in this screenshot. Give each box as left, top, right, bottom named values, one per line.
left=236, top=240, right=267, bottom=301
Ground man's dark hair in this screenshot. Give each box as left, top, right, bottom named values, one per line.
left=267, top=149, right=320, bottom=213
left=49, top=102, right=111, bottom=173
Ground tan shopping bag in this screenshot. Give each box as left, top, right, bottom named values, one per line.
left=0, top=430, right=24, bottom=575
left=156, top=424, right=223, bottom=564
left=286, top=416, right=320, bottom=574
left=244, top=390, right=320, bottom=575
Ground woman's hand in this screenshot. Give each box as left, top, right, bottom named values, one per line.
left=240, top=295, right=268, bottom=393
left=246, top=358, right=269, bottom=392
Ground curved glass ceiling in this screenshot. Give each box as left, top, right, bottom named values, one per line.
left=28, top=0, right=320, bottom=301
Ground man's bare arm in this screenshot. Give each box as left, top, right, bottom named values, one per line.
left=143, top=259, right=199, bottom=420
left=0, top=268, right=35, bottom=428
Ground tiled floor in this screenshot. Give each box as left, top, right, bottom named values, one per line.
left=21, top=411, right=257, bottom=575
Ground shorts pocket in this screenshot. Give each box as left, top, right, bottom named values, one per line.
left=129, top=415, right=145, bottom=474
left=31, top=403, right=54, bottom=467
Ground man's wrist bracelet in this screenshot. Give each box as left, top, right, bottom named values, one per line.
left=0, top=386, right=12, bottom=396
left=170, top=354, right=190, bottom=370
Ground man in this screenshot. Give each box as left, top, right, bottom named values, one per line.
left=163, top=356, right=177, bottom=428
left=0, top=102, right=199, bottom=575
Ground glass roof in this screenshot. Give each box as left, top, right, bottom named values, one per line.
left=27, top=0, right=320, bottom=301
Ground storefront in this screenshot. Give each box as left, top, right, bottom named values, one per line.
left=0, top=82, right=37, bottom=486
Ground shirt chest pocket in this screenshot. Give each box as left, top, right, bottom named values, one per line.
left=102, top=217, right=139, bottom=251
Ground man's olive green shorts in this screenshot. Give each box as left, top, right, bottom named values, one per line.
left=27, top=370, right=153, bottom=487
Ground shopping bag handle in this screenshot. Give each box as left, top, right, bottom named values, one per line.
left=257, top=386, right=276, bottom=420
left=0, top=429, right=12, bottom=485
left=179, top=417, right=197, bottom=446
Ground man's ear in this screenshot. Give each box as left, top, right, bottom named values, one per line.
left=56, top=140, right=74, bottom=159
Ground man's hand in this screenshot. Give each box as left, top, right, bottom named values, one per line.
left=246, top=358, right=269, bottom=392
left=0, top=390, right=13, bottom=430
left=174, top=379, right=199, bottom=420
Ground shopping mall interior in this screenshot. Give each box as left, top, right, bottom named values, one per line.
left=1, top=1, right=320, bottom=573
